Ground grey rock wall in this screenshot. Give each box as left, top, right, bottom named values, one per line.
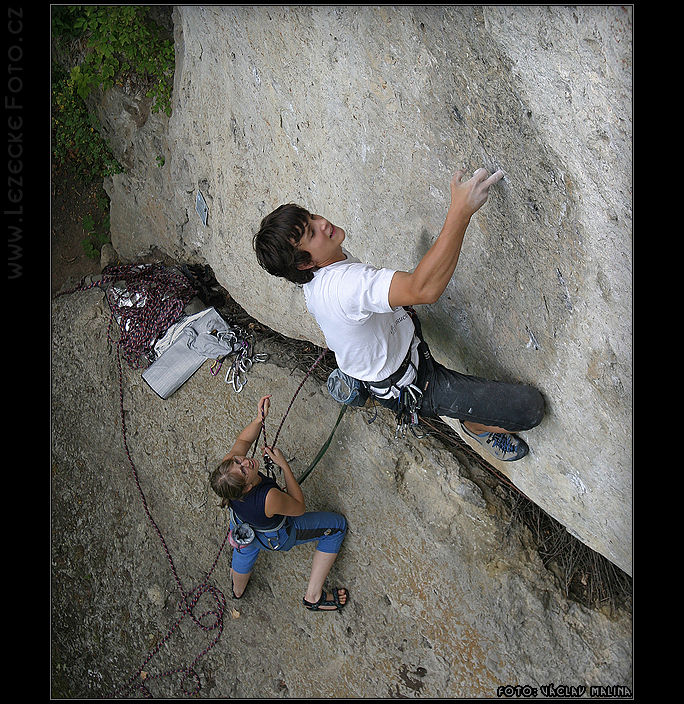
left=102, top=6, right=632, bottom=575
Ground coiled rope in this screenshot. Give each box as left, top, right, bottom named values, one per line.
left=57, top=264, right=197, bottom=369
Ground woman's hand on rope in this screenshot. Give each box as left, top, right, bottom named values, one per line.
left=256, top=394, right=272, bottom=421
left=262, top=445, right=306, bottom=517
left=262, top=444, right=287, bottom=469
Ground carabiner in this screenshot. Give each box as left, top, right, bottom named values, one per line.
left=232, top=371, right=246, bottom=393
left=226, top=362, right=246, bottom=392
left=210, top=357, right=224, bottom=376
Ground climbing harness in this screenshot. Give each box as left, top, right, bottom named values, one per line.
left=228, top=506, right=290, bottom=551
left=327, top=364, right=426, bottom=440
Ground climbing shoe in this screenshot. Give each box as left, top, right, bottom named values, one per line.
left=459, top=422, right=529, bottom=461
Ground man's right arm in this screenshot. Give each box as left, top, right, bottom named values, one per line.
left=388, top=168, right=504, bottom=308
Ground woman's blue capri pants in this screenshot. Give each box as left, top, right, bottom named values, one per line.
left=231, top=510, right=347, bottom=574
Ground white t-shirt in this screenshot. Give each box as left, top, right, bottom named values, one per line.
left=303, top=251, right=416, bottom=385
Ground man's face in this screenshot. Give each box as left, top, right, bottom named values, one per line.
left=293, top=214, right=346, bottom=269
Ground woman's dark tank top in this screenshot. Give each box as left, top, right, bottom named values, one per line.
left=231, top=472, right=284, bottom=530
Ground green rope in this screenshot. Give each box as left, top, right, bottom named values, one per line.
left=297, top=405, right=347, bottom=485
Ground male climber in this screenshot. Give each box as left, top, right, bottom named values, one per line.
left=252, top=168, right=544, bottom=461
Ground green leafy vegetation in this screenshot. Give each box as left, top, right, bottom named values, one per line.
left=51, top=63, right=123, bottom=181
left=51, top=5, right=174, bottom=182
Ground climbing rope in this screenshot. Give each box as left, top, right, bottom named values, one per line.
left=110, top=342, right=332, bottom=696
left=251, top=348, right=329, bottom=480
left=58, top=266, right=228, bottom=696
left=112, top=343, right=229, bottom=697
left=57, top=264, right=197, bottom=369
left=296, top=404, right=347, bottom=485
left=55, top=269, right=341, bottom=697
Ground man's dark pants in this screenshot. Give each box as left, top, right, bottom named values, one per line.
left=374, top=312, right=545, bottom=433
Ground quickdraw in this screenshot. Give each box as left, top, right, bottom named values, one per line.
left=394, top=382, right=426, bottom=439
left=209, top=328, right=269, bottom=392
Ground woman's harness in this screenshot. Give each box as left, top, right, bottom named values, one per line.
left=228, top=506, right=291, bottom=551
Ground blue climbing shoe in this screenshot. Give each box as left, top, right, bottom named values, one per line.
left=460, top=422, right=529, bottom=461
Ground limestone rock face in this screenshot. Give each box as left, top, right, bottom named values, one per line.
left=102, top=6, right=632, bottom=575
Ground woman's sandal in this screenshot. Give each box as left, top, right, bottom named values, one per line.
left=303, top=587, right=348, bottom=611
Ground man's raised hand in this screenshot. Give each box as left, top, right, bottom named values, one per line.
left=450, top=167, right=504, bottom=218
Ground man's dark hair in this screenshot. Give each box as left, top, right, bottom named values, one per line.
left=252, top=203, right=315, bottom=285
